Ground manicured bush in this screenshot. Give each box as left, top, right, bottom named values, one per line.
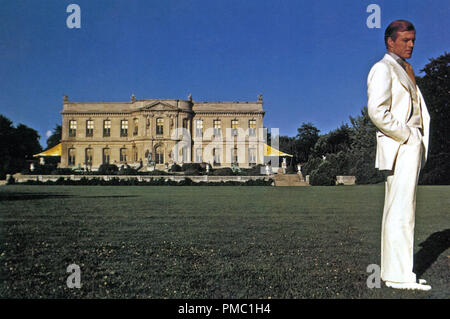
left=169, top=164, right=182, bottom=172
left=97, top=163, right=119, bottom=175
left=18, top=176, right=272, bottom=186
left=237, top=164, right=265, bottom=176
left=51, top=168, right=74, bottom=175
left=211, top=167, right=235, bottom=176
left=118, top=165, right=138, bottom=175
left=181, top=163, right=204, bottom=172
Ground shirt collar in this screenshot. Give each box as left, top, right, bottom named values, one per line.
left=387, top=51, right=406, bottom=69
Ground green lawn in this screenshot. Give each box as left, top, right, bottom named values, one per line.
left=0, top=184, right=448, bottom=299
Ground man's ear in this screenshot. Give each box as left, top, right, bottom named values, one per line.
left=386, top=37, right=394, bottom=50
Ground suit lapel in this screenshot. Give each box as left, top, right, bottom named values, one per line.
left=383, top=54, right=417, bottom=95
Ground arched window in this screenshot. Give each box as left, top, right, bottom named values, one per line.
left=85, top=148, right=93, bottom=166
left=155, top=146, right=164, bottom=164
left=133, top=118, right=139, bottom=136
left=120, top=148, right=127, bottom=162
left=68, top=148, right=76, bottom=166
left=102, top=148, right=110, bottom=164
left=213, top=148, right=221, bottom=166
left=232, top=147, right=238, bottom=164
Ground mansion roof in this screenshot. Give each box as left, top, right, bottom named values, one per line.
left=61, top=95, right=265, bottom=115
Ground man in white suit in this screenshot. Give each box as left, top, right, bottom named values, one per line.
left=367, top=20, right=431, bottom=291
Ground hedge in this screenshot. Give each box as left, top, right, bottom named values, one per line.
left=14, top=177, right=274, bottom=186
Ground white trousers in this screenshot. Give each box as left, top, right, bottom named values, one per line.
left=381, top=137, right=423, bottom=283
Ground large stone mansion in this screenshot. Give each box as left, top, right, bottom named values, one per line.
left=59, top=94, right=266, bottom=170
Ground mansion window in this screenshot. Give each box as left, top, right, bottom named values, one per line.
left=85, top=148, right=93, bottom=166
left=195, top=148, right=202, bottom=163
left=102, top=148, right=110, bottom=164
left=182, top=118, right=188, bottom=129
left=249, top=119, right=257, bottom=137
left=120, top=148, right=127, bottom=162
left=181, top=146, right=188, bottom=163
left=213, top=120, right=221, bottom=137
left=231, top=120, right=239, bottom=136
left=69, top=120, right=77, bottom=137
left=155, top=146, right=164, bottom=164
left=86, top=120, right=94, bottom=137
left=68, top=148, right=76, bottom=166
left=213, top=148, right=221, bottom=166
left=232, top=147, right=238, bottom=165
left=195, top=120, right=203, bottom=137
left=103, top=120, right=111, bottom=137
left=156, top=118, right=164, bottom=135
left=248, top=147, right=256, bottom=165
left=133, top=118, right=139, bottom=136
left=121, top=120, right=128, bottom=137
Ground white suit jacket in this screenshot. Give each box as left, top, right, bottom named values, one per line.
left=367, top=53, right=430, bottom=170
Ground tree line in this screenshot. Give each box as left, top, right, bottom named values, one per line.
left=1, top=52, right=448, bottom=184
left=276, top=52, right=449, bottom=185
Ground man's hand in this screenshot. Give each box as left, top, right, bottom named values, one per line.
left=405, top=127, right=422, bottom=145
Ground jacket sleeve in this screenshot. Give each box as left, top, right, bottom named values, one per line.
left=367, top=62, right=411, bottom=143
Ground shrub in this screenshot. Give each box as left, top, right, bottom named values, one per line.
left=353, top=159, right=384, bottom=184
left=419, top=152, right=450, bottom=185
left=181, top=163, right=204, bottom=172
left=6, top=175, right=15, bottom=185
left=22, top=163, right=57, bottom=175
left=211, top=167, right=235, bottom=176
left=238, top=164, right=265, bottom=176
left=51, top=168, right=73, bottom=175
left=97, top=164, right=119, bottom=175
left=302, top=157, right=322, bottom=176
left=118, top=165, right=138, bottom=175
left=169, top=164, right=182, bottom=172
left=184, top=168, right=202, bottom=176
left=16, top=176, right=273, bottom=186
left=309, top=161, right=336, bottom=186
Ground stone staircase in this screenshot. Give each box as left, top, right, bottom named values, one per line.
left=273, top=173, right=309, bottom=186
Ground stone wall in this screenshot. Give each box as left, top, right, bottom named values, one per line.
left=336, top=175, right=356, bottom=185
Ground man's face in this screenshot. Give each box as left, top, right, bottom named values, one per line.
left=388, top=30, right=416, bottom=59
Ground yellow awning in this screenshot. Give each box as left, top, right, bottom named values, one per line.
left=264, top=144, right=293, bottom=157
left=33, top=143, right=62, bottom=157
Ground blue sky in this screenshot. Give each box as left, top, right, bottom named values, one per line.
left=0, top=0, right=449, bottom=147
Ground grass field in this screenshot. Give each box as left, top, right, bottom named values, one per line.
left=0, top=184, right=448, bottom=299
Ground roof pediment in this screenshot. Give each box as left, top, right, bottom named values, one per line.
left=140, top=101, right=178, bottom=111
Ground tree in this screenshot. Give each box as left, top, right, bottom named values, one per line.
left=416, top=52, right=450, bottom=184
left=0, top=115, right=15, bottom=179
left=312, top=124, right=353, bottom=157
left=0, top=114, right=42, bottom=179
left=46, top=124, right=62, bottom=149
left=295, top=122, right=320, bottom=163
left=278, top=135, right=296, bottom=171
left=348, top=106, right=384, bottom=184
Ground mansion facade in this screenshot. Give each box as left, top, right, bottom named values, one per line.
left=59, top=94, right=266, bottom=170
